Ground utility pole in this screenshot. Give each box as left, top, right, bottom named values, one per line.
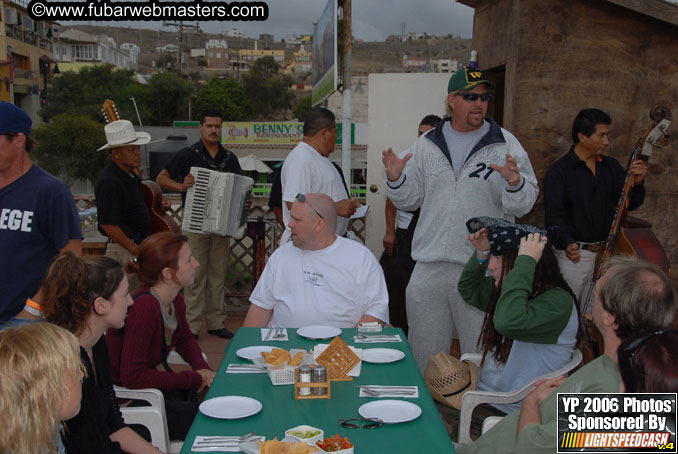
left=163, top=21, right=199, bottom=76
left=341, top=0, right=352, bottom=188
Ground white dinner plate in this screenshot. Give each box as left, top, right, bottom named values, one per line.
left=296, top=325, right=342, bottom=340
left=359, top=400, right=422, bottom=424
left=199, top=396, right=262, bottom=419
left=361, top=348, right=406, bottom=364
left=236, top=345, right=275, bottom=361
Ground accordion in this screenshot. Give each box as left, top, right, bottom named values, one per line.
left=182, top=167, right=254, bottom=239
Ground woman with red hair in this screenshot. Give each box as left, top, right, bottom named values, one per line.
left=107, top=232, right=214, bottom=441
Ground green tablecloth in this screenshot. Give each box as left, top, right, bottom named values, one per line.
left=181, top=327, right=455, bottom=453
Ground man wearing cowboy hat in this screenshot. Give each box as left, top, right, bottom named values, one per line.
left=382, top=66, right=539, bottom=371
left=0, top=101, right=83, bottom=323
left=95, top=119, right=152, bottom=290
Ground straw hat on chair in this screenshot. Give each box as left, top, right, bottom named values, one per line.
left=424, top=352, right=479, bottom=410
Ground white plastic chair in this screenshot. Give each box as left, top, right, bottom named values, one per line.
left=456, top=348, right=582, bottom=445
left=115, top=351, right=208, bottom=454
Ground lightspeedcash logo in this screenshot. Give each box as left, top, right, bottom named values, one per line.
left=27, top=0, right=269, bottom=22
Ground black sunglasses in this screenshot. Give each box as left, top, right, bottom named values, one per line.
left=620, top=329, right=678, bottom=392
left=337, top=418, right=383, bottom=429
left=456, top=92, right=491, bottom=103
left=295, top=193, right=324, bottom=220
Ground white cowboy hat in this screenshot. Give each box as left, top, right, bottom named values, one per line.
left=98, top=119, right=151, bottom=151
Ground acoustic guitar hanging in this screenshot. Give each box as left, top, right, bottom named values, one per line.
left=101, top=99, right=180, bottom=234
left=580, top=104, right=672, bottom=358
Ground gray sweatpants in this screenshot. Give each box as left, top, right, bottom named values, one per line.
left=406, top=261, right=485, bottom=372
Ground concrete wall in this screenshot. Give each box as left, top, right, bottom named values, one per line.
left=326, top=76, right=369, bottom=123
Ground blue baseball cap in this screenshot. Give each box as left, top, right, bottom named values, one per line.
left=0, top=101, right=32, bottom=136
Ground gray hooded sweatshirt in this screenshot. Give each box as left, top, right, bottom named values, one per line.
left=386, top=117, right=538, bottom=266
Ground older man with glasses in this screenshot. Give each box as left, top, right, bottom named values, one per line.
left=243, top=193, right=389, bottom=329
left=382, top=66, right=539, bottom=371
left=458, top=256, right=675, bottom=454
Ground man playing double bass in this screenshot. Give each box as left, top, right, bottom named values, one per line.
left=544, top=108, right=647, bottom=302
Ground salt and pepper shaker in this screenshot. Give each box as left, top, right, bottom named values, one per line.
left=311, top=365, right=327, bottom=396
left=298, top=365, right=312, bottom=396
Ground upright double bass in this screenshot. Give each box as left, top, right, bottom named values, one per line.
left=581, top=105, right=672, bottom=356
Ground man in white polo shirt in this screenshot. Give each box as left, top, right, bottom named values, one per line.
left=280, top=107, right=360, bottom=244
left=244, top=193, right=389, bottom=328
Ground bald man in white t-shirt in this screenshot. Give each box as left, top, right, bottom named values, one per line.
left=244, top=193, right=389, bottom=328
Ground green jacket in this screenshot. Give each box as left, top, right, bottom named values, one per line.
left=458, top=253, right=573, bottom=344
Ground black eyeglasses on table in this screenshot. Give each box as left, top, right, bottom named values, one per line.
left=295, top=193, right=324, bottom=220
left=337, top=418, right=383, bottom=429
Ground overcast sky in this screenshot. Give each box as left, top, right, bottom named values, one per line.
left=64, top=0, right=475, bottom=42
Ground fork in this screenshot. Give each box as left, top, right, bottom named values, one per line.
left=194, top=432, right=258, bottom=443
left=361, top=388, right=417, bottom=397
left=353, top=333, right=399, bottom=341
left=272, top=328, right=286, bottom=339
left=228, top=364, right=266, bottom=370
left=263, top=328, right=275, bottom=341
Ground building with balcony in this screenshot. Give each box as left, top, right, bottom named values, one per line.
left=53, top=29, right=136, bottom=71
left=1, top=0, right=56, bottom=120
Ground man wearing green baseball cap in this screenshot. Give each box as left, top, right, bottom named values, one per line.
left=382, top=66, right=539, bottom=372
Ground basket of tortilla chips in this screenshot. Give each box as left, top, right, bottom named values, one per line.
left=257, top=348, right=307, bottom=385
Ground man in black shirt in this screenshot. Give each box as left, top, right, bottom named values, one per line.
left=156, top=109, right=243, bottom=339
left=95, top=120, right=152, bottom=292
left=268, top=162, right=284, bottom=229
left=544, top=108, right=647, bottom=302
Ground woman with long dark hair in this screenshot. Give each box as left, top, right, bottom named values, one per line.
left=42, top=253, right=162, bottom=454
left=458, top=217, right=579, bottom=413
left=106, top=232, right=214, bottom=441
